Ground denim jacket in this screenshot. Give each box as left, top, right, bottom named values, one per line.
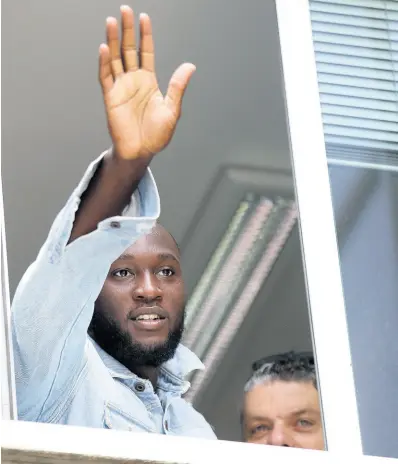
left=11, top=152, right=216, bottom=440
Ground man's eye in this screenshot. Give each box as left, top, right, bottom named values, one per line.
left=112, top=269, right=132, bottom=278
left=157, top=268, right=175, bottom=277
left=297, top=419, right=313, bottom=428
left=252, top=424, right=271, bottom=434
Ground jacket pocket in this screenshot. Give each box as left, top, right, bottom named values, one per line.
left=104, top=401, right=154, bottom=433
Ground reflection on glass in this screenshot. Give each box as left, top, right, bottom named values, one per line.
left=184, top=194, right=297, bottom=400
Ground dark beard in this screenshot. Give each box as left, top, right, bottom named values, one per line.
left=88, top=310, right=185, bottom=371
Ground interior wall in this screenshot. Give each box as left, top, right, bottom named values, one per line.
left=2, top=0, right=291, bottom=295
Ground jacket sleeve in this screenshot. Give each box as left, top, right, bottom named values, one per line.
left=11, top=152, right=160, bottom=421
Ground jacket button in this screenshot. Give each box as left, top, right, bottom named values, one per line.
left=110, top=221, right=121, bottom=229
left=134, top=381, right=145, bottom=392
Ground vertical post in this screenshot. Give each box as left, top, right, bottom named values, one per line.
left=0, top=176, right=17, bottom=420
left=275, top=0, right=362, bottom=453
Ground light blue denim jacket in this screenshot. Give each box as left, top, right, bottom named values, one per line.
left=11, top=152, right=216, bottom=439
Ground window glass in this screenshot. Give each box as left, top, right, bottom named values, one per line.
left=310, top=0, right=398, bottom=458
left=1, top=0, right=352, bottom=455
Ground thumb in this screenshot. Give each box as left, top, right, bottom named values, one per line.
left=165, top=63, right=196, bottom=118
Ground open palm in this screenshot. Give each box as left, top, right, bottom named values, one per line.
left=99, top=7, right=196, bottom=159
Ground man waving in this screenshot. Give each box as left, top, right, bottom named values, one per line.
left=12, top=6, right=216, bottom=439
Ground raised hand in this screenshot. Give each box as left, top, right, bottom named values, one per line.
left=99, top=6, right=196, bottom=160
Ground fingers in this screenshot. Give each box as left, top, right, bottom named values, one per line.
left=106, top=17, right=124, bottom=77
left=121, top=5, right=138, bottom=71
left=165, top=63, right=196, bottom=118
left=139, top=13, right=155, bottom=72
left=100, top=7, right=156, bottom=86
left=98, top=44, right=114, bottom=94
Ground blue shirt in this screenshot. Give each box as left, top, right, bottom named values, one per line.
left=11, top=152, right=217, bottom=440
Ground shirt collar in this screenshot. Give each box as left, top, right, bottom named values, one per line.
left=89, top=338, right=204, bottom=383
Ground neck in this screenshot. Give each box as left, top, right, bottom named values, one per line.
left=131, top=365, right=159, bottom=390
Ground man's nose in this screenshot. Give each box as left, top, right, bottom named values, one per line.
left=132, top=273, right=162, bottom=302
left=268, top=424, right=290, bottom=447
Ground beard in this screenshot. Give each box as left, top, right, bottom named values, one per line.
left=88, top=309, right=185, bottom=371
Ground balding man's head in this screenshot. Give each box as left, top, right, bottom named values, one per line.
left=144, top=223, right=180, bottom=256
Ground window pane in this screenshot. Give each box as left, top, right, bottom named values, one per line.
left=3, top=0, right=319, bottom=448
left=2, top=0, right=365, bottom=456
left=310, top=0, right=398, bottom=458
left=329, top=163, right=398, bottom=459
left=3, top=0, right=324, bottom=449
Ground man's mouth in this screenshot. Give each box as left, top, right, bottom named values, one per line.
left=129, top=307, right=168, bottom=331
left=134, top=314, right=165, bottom=321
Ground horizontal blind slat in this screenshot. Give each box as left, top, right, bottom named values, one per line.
left=315, top=52, right=397, bottom=71
left=324, top=134, right=398, bottom=152
left=312, top=30, right=398, bottom=51
left=317, top=62, right=397, bottom=82
left=322, top=114, right=398, bottom=134
left=320, top=94, right=398, bottom=113
left=311, top=2, right=398, bottom=19
left=318, top=83, right=397, bottom=103
left=314, top=42, right=398, bottom=61
left=311, top=11, right=398, bottom=30
left=321, top=103, right=398, bottom=124
left=311, top=0, right=398, bottom=14
left=317, top=72, right=397, bottom=92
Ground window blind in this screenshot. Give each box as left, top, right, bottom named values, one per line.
left=310, top=0, right=398, bottom=161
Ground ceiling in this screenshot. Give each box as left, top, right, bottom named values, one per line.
left=2, top=0, right=312, bottom=441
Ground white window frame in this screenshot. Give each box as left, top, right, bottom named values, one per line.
left=1, top=420, right=394, bottom=464
left=1, top=176, right=17, bottom=421
left=274, top=0, right=363, bottom=454
left=1, top=0, right=393, bottom=462
left=0, top=0, right=17, bottom=420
